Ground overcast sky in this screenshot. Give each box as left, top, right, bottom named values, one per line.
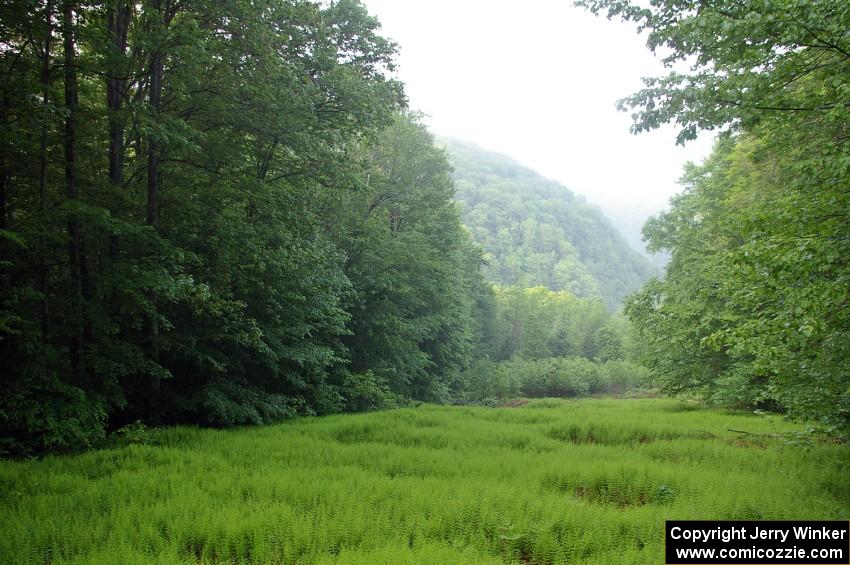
left=361, top=0, right=714, bottom=225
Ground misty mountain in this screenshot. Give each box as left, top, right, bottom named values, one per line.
left=589, top=200, right=671, bottom=271
left=441, top=138, right=659, bottom=309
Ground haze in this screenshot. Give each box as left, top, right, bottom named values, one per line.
left=362, top=0, right=715, bottom=251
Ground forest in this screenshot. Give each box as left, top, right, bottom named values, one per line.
left=0, top=0, right=643, bottom=456
left=1, top=0, right=849, bottom=563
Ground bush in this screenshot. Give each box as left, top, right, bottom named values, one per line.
left=339, top=371, right=398, bottom=412
left=599, top=360, right=654, bottom=394
left=194, top=378, right=304, bottom=426
left=547, top=357, right=596, bottom=396
left=112, top=421, right=158, bottom=446
left=462, top=360, right=522, bottom=400
left=460, top=357, right=653, bottom=401
left=0, top=378, right=109, bottom=457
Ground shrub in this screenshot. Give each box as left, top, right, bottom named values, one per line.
left=460, top=357, right=653, bottom=401
left=340, top=371, right=399, bottom=412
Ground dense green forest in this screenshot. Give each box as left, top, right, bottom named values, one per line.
left=2, top=0, right=849, bottom=458
left=0, top=0, right=495, bottom=455
left=445, top=139, right=659, bottom=309
left=0, top=0, right=641, bottom=456
left=461, top=285, right=649, bottom=403
left=578, top=0, right=850, bottom=435
left=2, top=0, right=850, bottom=562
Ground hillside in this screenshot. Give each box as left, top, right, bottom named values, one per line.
left=442, top=139, right=659, bottom=309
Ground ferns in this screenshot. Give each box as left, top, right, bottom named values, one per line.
left=1, top=399, right=846, bottom=564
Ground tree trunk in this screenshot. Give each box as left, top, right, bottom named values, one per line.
left=0, top=93, right=6, bottom=234
left=106, top=0, right=130, bottom=189
left=145, top=2, right=164, bottom=420
left=147, top=50, right=162, bottom=230
left=39, top=0, right=53, bottom=342
left=106, top=0, right=130, bottom=350
left=63, top=0, right=84, bottom=378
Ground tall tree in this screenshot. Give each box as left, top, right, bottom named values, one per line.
left=62, top=0, right=85, bottom=378
left=0, top=0, right=417, bottom=453
left=38, top=0, right=53, bottom=341
left=584, top=0, right=850, bottom=433
left=328, top=113, right=483, bottom=404
left=105, top=0, right=130, bottom=189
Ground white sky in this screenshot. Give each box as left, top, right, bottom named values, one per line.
left=362, top=0, right=714, bottom=224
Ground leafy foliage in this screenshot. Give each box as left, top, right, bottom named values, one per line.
left=327, top=114, right=484, bottom=404
left=581, top=0, right=850, bottom=434
left=627, top=134, right=850, bottom=433
left=0, top=1, right=485, bottom=454
left=488, top=286, right=609, bottom=360
left=577, top=0, right=850, bottom=144
left=462, top=357, right=652, bottom=401
left=458, top=284, right=650, bottom=403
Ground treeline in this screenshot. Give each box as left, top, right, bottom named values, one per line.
left=478, top=286, right=636, bottom=362
left=580, top=0, right=850, bottom=435
left=464, top=358, right=651, bottom=402
left=462, top=286, right=650, bottom=402
left=0, top=0, right=490, bottom=455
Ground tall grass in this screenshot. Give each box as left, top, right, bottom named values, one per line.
left=1, top=399, right=847, bottom=564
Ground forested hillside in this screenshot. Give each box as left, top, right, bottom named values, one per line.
left=444, top=139, right=658, bottom=309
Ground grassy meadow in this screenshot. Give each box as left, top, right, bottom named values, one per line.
left=2, top=398, right=848, bottom=564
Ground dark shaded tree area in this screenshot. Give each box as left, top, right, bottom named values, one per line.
left=323, top=114, right=491, bottom=407
left=0, top=0, right=487, bottom=455
left=579, top=0, right=850, bottom=434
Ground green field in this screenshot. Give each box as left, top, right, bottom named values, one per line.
left=2, top=398, right=848, bottom=564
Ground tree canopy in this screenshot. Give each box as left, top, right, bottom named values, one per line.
left=0, top=0, right=487, bottom=455
left=578, top=0, right=850, bottom=144
left=580, top=0, right=850, bottom=434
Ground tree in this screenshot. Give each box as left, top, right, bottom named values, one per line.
left=0, top=0, right=411, bottom=454
left=326, top=112, right=484, bottom=405
left=583, top=0, right=850, bottom=434
left=486, top=285, right=616, bottom=363
left=577, top=0, right=850, bottom=143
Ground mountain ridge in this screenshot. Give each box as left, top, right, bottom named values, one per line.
left=440, top=137, right=659, bottom=309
